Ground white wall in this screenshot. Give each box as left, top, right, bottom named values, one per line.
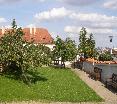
left=83, top=61, right=117, bottom=83
left=45, top=44, right=55, bottom=51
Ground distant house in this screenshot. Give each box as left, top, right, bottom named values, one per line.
left=0, top=27, right=54, bottom=50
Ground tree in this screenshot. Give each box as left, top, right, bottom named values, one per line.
left=86, top=33, right=95, bottom=58
left=0, top=19, right=51, bottom=84
left=78, top=27, right=87, bottom=58
left=52, top=36, right=77, bottom=68
left=64, top=38, right=77, bottom=61
left=98, top=51, right=113, bottom=61
left=78, top=27, right=95, bottom=58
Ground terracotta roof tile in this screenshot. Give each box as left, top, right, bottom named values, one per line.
left=0, top=28, right=53, bottom=44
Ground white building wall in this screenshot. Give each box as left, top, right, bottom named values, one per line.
left=45, top=44, right=55, bottom=51
left=83, top=61, right=117, bottom=83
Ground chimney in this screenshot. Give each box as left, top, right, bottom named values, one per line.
left=2, top=26, right=5, bottom=34
left=30, top=27, right=32, bottom=34
left=34, top=27, right=36, bottom=34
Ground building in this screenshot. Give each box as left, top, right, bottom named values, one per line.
left=0, top=27, right=54, bottom=50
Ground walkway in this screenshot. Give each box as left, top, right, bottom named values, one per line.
left=70, top=68, right=117, bottom=104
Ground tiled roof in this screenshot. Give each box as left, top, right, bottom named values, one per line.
left=0, top=28, right=53, bottom=44
left=86, top=58, right=117, bottom=64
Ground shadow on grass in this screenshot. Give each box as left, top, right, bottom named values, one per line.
left=26, top=70, right=48, bottom=84
left=1, top=68, right=48, bottom=85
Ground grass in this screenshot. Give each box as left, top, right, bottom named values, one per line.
left=0, top=67, right=103, bottom=103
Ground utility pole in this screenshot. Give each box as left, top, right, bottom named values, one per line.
left=109, top=36, right=113, bottom=54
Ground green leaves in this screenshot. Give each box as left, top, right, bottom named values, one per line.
left=0, top=19, right=52, bottom=84
left=98, top=51, right=113, bottom=61
left=52, top=36, right=77, bottom=66
left=78, top=27, right=96, bottom=58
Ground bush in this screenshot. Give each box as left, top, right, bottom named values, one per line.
left=0, top=19, right=52, bottom=84
left=98, top=52, right=113, bottom=61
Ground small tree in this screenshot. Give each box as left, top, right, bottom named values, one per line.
left=64, top=38, right=77, bottom=61
left=86, top=33, right=95, bottom=58
left=98, top=51, right=113, bottom=61
left=0, top=19, right=51, bottom=84
left=78, top=27, right=87, bottom=58
left=78, top=27, right=96, bottom=58
left=52, top=36, right=77, bottom=67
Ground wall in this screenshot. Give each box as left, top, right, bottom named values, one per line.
left=83, top=61, right=117, bottom=83
left=45, top=44, right=55, bottom=51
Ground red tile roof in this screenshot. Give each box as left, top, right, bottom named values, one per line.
left=86, top=58, right=117, bottom=64
left=0, top=28, right=53, bottom=44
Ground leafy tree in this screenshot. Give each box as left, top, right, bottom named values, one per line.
left=78, top=27, right=87, bottom=57
left=0, top=19, right=51, bottom=84
left=98, top=51, right=113, bottom=61
left=65, top=38, right=77, bottom=61
left=78, top=27, right=95, bottom=58
left=52, top=36, right=77, bottom=67
left=52, top=36, right=65, bottom=65
left=86, top=33, right=95, bottom=58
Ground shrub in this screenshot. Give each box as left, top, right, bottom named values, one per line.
left=0, top=19, right=52, bottom=84
left=98, top=52, right=113, bottom=61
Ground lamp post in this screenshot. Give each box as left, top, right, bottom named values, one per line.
left=109, top=36, right=113, bottom=54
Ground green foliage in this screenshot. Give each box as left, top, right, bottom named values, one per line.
left=78, top=27, right=95, bottom=58
left=52, top=36, right=77, bottom=66
left=86, top=33, right=95, bottom=58
left=52, top=36, right=65, bottom=60
left=78, top=27, right=87, bottom=54
left=93, top=48, right=99, bottom=60
left=98, top=51, right=113, bottom=61
left=0, top=67, right=103, bottom=102
left=65, top=38, right=78, bottom=61
left=0, top=19, right=51, bottom=84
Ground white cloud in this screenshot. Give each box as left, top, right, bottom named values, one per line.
left=64, top=25, right=117, bottom=35
left=37, top=0, right=45, bottom=2
left=35, top=7, right=117, bottom=29
left=89, top=23, right=117, bottom=29
left=34, top=7, right=71, bottom=21
left=0, top=0, right=21, bottom=4
left=104, top=0, right=117, bottom=9
left=69, top=12, right=117, bottom=30
left=0, top=17, right=7, bottom=23
left=61, top=0, right=98, bottom=6
left=50, top=31, right=58, bottom=38
left=27, top=24, right=36, bottom=28
left=64, top=26, right=82, bottom=34
left=35, top=7, right=117, bottom=36
left=70, top=13, right=117, bottom=23
left=4, top=25, right=11, bottom=28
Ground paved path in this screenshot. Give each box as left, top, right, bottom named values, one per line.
left=70, top=68, right=117, bottom=104
left=1, top=67, right=117, bottom=104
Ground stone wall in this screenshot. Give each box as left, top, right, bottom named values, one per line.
left=83, top=61, right=117, bottom=83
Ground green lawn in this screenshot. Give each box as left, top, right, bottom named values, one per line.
left=0, top=67, right=103, bottom=103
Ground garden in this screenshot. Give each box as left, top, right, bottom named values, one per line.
left=0, top=20, right=103, bottom=103
left=0, top=67, right=103, bottom=102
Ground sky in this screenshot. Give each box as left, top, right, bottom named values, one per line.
left=0, top=0, right=117, bottom=48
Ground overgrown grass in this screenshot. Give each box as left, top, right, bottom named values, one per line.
left=0, top=67, right=103, bottom=103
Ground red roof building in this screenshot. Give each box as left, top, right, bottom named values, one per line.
left=0, top=27, right=53, bottom=44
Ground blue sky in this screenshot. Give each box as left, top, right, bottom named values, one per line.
left=0, top=0, right=117, bottom=48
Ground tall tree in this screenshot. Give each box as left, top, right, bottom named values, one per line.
left=78, top=28, right=95, bottom=58
left=0, top=19, right=51, bottom=84
left=78, top=27, right=87, bottom=58
left=52, top=36, right=77, bottom=67
left=86, top=33, right=95, bottom=57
